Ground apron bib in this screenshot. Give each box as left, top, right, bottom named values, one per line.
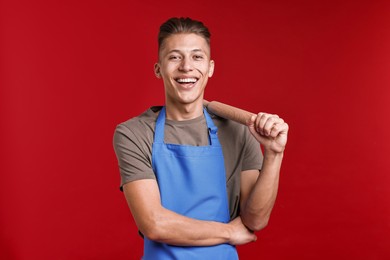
left=143, top=107, right=238, bottom=260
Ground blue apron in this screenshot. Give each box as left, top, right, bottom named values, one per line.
left=143, top=107, right=238, bottom=259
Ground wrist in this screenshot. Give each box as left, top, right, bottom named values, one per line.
left=263, top=150, right=284, bottom=160
left=224, top=222, right=234, bottom=244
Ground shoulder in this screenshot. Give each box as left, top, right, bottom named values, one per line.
left=113, top=106, right=161, bottom=148
left=113, top=107, right=161, bottom=188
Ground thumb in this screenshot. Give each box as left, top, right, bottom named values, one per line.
left=247, top=115, right=258, bottom=136
left=247, top=114, right=267, bottom=144
left=246, top=114, right=256, bottom=128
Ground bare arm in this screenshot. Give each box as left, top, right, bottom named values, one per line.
left=240, top=156, right=282, bottom=231
left=240, top=113, right=288, bottom=231
left=123, top=179, right=257, bottom=246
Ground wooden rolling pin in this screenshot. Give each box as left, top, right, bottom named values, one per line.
left=203, top=100, right=256, bottom=125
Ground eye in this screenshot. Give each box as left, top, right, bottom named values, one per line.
left=168, top=55, right=181, bottom=61
left=194, top=55, right=204, bottom=60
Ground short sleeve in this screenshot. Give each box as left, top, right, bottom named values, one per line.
left=113, top=123, right=155, bottom=191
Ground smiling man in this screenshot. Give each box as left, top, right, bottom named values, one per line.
left=155, top=30, right=214, bottom=120
left=113, top=17, right=289, bottom=259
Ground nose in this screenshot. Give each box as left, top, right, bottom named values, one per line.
left=178, top=57, right=193, bottom=72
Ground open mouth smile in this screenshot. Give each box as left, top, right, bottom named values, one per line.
left=175, top=77, right=199, bottom=87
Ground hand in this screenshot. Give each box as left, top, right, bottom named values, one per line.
left=227, top=216, right=257, bottom=245
left=247, top=113, right=289, bottom=154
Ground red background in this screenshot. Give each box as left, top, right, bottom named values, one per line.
left=1, top=0, right=389, bottom=259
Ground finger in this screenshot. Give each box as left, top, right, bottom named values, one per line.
left=256, top=113, right=267, bottom=135
left=247, top=115, right=257, bottom=135
left=268, top=117, right=284, bottom=136
left=270, top=121, right=288, bottom=138
left=247, top=228, right=257, bottom=242
left=248, top=122, right=268, bottom=144
left=246, top=114, right=256, bottom=127
left=254, top=113, right=261, bottom=133
left=263, top=115, right=280, bottom=136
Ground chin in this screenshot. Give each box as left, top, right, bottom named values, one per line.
left=179, top=95, right=204, bottom=105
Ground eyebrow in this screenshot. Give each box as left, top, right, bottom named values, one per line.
left=167, top=48, right=206, bottom=54
left=191, top=49, right=205, bottom=53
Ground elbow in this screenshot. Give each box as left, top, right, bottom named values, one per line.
left=138, top=215, right=168, bottom=242
left=141, top=225, right=157, bottom=241
left=140, top=221, right=163, bottom=242
left=143, top=229, right=162, bottom=242
left=242, top=215, right=270, bottom=232
left=250, top=218, right=269, bottom=232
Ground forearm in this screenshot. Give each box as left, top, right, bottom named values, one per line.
left=124, top=180, right=255, bottom=246
left=241, top=152, right=283, bottom=231
left=143, top=207, right=231, bottom=246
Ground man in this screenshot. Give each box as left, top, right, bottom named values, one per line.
left=113, top=17, right=288, bottom=259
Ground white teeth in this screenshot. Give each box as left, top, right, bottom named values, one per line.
left=176, top=78, right=197, bottom=83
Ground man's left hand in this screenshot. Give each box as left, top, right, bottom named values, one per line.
left=247, top=113, right=289, bottom=154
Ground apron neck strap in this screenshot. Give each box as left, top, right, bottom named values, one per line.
left=154, top=106, right=218, bottom=144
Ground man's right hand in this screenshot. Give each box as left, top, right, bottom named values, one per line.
left=228, top=216, right=257, bottom=245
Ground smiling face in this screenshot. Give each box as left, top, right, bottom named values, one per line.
left=155, top=33, right=214, bottom=108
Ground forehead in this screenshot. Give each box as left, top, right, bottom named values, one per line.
left=159, top=33, right=210, bottom=55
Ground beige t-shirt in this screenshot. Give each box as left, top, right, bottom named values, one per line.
left=113, top=106, right=263, bottom=219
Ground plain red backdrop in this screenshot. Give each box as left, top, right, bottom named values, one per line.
left=1, top=0, right=389, bottom=259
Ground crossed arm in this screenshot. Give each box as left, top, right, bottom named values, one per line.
left=122, top=112, right=288, bottom=246
left=123, top=179, right=256, bottom=246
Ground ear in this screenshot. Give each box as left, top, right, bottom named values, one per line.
left=154, top=63, right=161, bottom=78
left=208, top=60, right=215, bottom=77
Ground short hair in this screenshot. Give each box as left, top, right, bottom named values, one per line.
left=158, top=17, right=211, bottom=51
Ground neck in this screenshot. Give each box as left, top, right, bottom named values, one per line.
left=165, top=98, right=204, bottom=121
